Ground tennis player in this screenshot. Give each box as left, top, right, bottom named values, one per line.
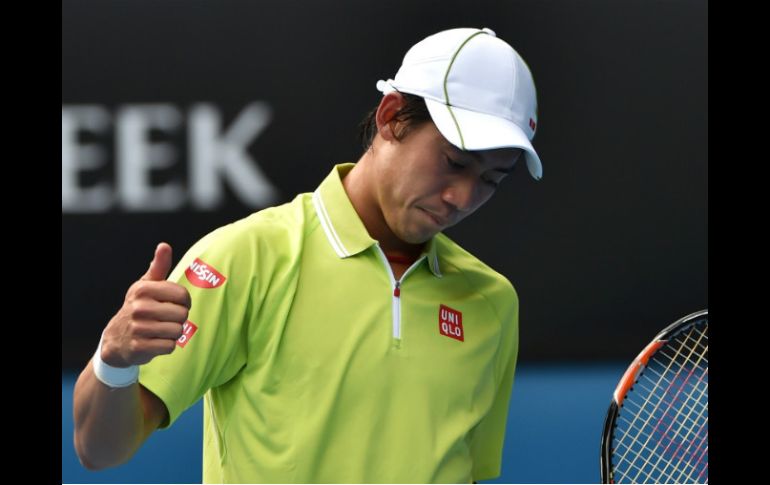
left=73, top=26, right=543, bottom=483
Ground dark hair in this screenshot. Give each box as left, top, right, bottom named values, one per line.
left=358, top=93, right=432, bottom=151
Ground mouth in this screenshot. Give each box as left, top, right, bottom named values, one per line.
left=418, top=208, right=449, bottom=227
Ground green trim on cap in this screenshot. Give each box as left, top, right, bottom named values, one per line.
left=442, top=30, right=488, bottom=150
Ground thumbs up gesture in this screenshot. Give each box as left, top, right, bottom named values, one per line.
left=100, top=243, right=192, bottom=367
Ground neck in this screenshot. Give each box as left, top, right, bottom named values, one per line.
left=342, top=152, right=424, bottom=259
left=384, top=252, right=419, bottom=265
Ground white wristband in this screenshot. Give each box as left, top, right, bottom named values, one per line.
left=92, top=332, right=139, bottom=388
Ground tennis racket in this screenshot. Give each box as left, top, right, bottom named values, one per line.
left=600, top=309, right=708, bottom=483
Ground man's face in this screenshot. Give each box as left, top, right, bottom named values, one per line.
left=373, top=121, right=522, bottom=244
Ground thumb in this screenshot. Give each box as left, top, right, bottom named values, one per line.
left=141, top=242, right=173, bottom=281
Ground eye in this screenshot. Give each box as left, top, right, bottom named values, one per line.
left=446, top=158, right=465, bottom=170
left=483, top=173, right=508, bottom=188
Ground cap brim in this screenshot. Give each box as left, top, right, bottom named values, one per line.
left=424, top=98, right=543, bottom=180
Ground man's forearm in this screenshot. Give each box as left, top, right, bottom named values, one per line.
left=72, top=360, right=149, bottom=470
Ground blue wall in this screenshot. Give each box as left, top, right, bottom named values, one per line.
left=63, top=363, right=626, bottom=483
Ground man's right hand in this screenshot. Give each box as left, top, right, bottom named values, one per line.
left=99, top=242, right=192, bottom=368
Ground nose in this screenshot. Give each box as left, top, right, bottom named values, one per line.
left=441, top=177, right=481, bottom=213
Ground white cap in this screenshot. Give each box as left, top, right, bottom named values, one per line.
left=377, top=27, right=542, bottom=180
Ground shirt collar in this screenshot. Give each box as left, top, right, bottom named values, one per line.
left=312, top=163, right=442, bottom=278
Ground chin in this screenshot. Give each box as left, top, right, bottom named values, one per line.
left=402, top=235, right=431, bottom=245
left=388, top=212, right=437, bottom=244
left=398, top=227, right=435, bottom=245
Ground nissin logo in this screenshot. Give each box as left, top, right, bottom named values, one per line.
left=185, top=258, right=226, bottom=288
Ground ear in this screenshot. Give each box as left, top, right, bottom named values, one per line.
left=375, top=92, right=406, bottom=142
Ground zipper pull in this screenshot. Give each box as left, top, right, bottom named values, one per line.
left=394, top=281, right=401, bottom=297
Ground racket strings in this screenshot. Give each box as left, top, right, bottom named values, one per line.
left=615, top=324, right=706, bottom=470
left=619, top=394, right=705, bottom=441
left=655, top=372, right=708, bottom=483
left=655, top=323, right=709, bottom=484
left=615, top=382, right=707, bottom=484
left=612, top=320, right=708, bottom=483
left=617, top=358, right=708, bottom=435
left=627, top=341, right=707, bottom=482
left=656, top=329, right=708, bottom=367
left=623, top=324, right=708, bottom=483
left=613, top=430, right=708, bottom=485
left=631, top=367, right=707, bottom=429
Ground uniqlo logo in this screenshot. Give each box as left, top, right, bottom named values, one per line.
left=439, top=304, right=464, bottom=342
left=185, top=258, right=226, bottom=288
left=176, top=320, right=198, bottom=348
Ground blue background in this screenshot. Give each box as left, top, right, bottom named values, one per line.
left=63, top=363, right=627, bottom=483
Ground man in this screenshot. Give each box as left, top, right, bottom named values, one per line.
left=73, top=26, right=543, bottom=483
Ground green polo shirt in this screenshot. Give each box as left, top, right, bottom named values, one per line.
left=138, top=163, right=520, bottom=483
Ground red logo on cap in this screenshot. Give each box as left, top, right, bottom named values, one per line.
left=529, top=118, right=537, bottom=131
left=185, top=258, right=226, bottom=288
left=177, top=320, right=198, bottom=348
left=439, top=304, right=464, bottom=342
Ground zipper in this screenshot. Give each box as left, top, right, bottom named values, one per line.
left=392, top=281, right=401, bottom=339
left=374, top=244, right=425, bottom=342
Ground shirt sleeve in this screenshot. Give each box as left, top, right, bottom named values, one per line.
left=468, top=286, right=520, bottom=481
left=138, top=222, right=257, bottom=428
